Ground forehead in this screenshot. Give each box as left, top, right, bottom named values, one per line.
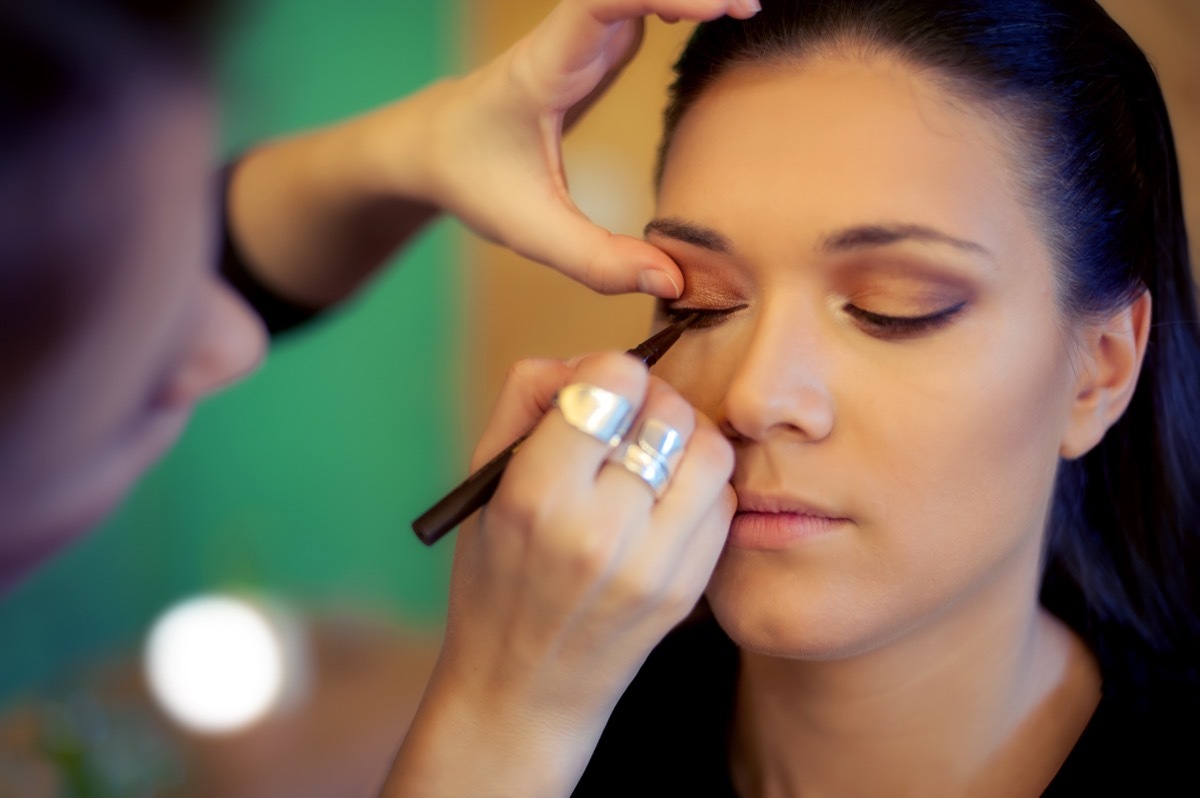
left=656, top=57, right=1032, bottom=252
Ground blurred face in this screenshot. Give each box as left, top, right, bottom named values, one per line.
left=0, top=76, right=266, bottom=586
left=649, top=56, right=1082, bottom=660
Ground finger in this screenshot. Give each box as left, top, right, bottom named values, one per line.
left=648, top=411, right=735, bottom=563
left=508, top=206, right=684, bottom=297
left=563, top=18, right=644, bottom=131
left=472, top=358, right=575, bottom=469
left=498, top=351, right=648, bottom=504
left=586, top=410, right=732, bottom=641
left=583, top=0, right=755, bottom=26
left=670, top=480, right=736, bottom=592
left=595, top=376, right=697, bottom=522
left=526, top=0, right=751, bottom=93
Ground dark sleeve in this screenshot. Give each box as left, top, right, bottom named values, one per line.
left=216, top=160, right=322, bottom=336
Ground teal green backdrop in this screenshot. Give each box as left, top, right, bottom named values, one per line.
left=0, top=0, right=461, bottom=705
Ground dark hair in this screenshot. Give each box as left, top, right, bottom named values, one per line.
left=660, top=0, right=1200, bottom=655
left=0, top=0, right=224, bottom=417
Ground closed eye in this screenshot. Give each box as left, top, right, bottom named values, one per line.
left=844, top=301, right=967, bottom=340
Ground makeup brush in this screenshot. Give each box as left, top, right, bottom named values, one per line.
left=412, top=314, right=698, bottom=546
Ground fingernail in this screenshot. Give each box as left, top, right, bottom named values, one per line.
left=637, top=269, right=682, bottom=299
left=743, top=0, right=762, bottom=14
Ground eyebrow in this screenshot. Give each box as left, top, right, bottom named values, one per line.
left=645, top=218, right=991, bottom=259
left=644, top=218, right=733, bottom=253
left=819, top=224, right=992, bottom=258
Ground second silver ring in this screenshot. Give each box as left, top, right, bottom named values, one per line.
left=606, top=418, right=686, bottom=499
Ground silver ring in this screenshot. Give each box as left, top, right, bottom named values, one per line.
left=606, top=418, right=686, bottom=499
left=608, top=440, right=670, bottom=498
left=634, top=418, right=686, bottom=474
left=554, top=383, right=635, bottom=447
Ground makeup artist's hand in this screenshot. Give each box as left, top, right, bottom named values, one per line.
left=225, top=1, right=759, bottom=310
left=410, top=0, right=761, bottom=298
left=380, top=352, right=734, bottom=798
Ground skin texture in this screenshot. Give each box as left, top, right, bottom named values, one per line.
left=647, top=55, right=1148, bottom=795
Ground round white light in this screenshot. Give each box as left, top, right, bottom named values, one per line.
left=143, top=594, right=287, bottom=734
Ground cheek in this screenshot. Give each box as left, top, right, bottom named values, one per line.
left=856, top=314, right=1074, bottom=544
left=650, top=330, right=745, bottom=414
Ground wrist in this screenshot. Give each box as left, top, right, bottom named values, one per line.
left=352, top=77, right=464, bottom=209
left=382, top=670, right=604, bottom=798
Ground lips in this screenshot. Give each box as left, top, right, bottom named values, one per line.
left=730, top=490, right=851, bottom=549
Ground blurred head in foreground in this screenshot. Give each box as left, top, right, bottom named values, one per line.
left=0, top=0, right=265, bottom=589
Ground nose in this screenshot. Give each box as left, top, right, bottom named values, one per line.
left=164, top=276, right=267, bottom=407
left=719, top=299, right=834, bottom=443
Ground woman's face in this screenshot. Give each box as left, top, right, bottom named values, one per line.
left=649, top=56, right=1084, bottom=660
left=0, top=76, right=266, bottom=588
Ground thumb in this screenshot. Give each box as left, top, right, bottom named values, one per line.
left=513, top=202, right=683, bottom=297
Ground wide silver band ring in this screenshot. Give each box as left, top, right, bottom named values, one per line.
left=554, top=383, right=635, bottom=448
left=634, top=418, right=686, bottom=473
left=609, top=440, right=670, bottom=498
left=606, top=418, right=686, bottom=499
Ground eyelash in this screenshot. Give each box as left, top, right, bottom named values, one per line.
left=843, top=301, right=967, bottom=339
left=661, top=301, right=967, bottom=339
left=661, top=304, right=746, bottom=329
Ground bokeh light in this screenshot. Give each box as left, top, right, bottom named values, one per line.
left=143, top=594, right=301, bottom=734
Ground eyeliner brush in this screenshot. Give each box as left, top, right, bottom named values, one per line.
left=626, top=313, right=699, bottom=367
left=411, top=314, right=699, bottom=546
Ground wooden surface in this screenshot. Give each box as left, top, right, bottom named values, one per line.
left=0, top=615, right=440, bottom=798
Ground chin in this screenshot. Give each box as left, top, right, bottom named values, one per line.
left=6, top=406, right=191, bottom=571
left=708, top=595, right=874, bottom=661
left=705, top=554, right=907, bottom=662
left=0, top=486, right=131, bottom=595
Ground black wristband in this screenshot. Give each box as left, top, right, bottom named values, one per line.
left=216, top=160, right=322, bottom=336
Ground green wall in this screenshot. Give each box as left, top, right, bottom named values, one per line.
left=0, top=0, right=461, bottom=705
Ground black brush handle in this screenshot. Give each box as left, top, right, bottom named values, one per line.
left=411, top=433, right=527, bottom=545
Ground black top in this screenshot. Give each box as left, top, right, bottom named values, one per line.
left=573, top=609, right=1200, bottom=797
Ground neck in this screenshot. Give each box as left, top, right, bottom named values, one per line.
left=730, top=560, right=1100, bottom=798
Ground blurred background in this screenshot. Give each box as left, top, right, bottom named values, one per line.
left=0, top=0, right=1195, bottom=795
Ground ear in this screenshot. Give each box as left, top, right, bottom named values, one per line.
left=1059, top=290, right=1152, bottom=460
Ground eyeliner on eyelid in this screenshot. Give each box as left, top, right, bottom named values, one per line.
left=660, top=303, right=749, bottom=329
left=845, top=300, right=968, bottom=339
